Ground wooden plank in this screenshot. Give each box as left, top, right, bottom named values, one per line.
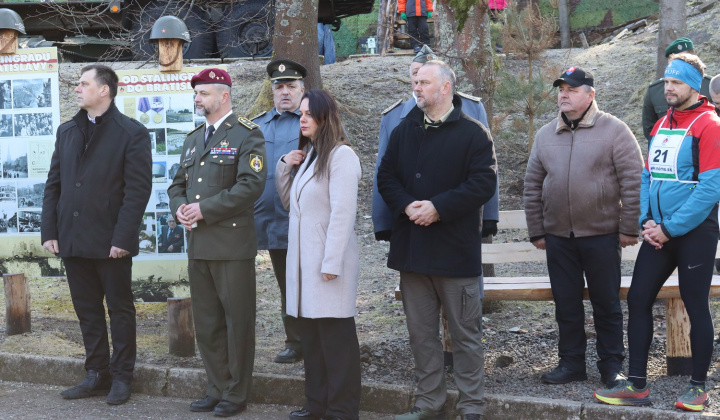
left=497, top=210, right=528, bottom=230
left=483, top=241, right=720, bottom=264
left=483, top=275, right=720, bottom=301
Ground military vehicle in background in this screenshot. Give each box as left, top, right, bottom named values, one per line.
left=2, top=0, right=374, bottom=61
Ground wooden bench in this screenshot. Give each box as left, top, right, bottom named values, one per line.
left=397, top=210, right=720, bottom=375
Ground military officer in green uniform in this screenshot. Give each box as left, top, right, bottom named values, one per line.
left=168, top=68, right=266, bottom=418
left=642, top=37, right=713, bottom=140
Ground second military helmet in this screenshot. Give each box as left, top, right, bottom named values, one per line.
left=0, top=9, right=26, bottom=35
left=150, top=15, right=191, bottom=44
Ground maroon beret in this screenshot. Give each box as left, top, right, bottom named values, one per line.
left=191, top=68, right=232, bottom=88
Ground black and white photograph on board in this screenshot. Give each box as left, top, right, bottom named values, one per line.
left=1, top=140, right=28, bottom=178
left=0, top=80, right=11, bottom=110
left=0, top=114, right=12, bottom=137
left=13, top=113, right=53, bottom=137
left=18, top=210, right=41, bottom=233
left=0, top=205, right=18, bottom=233
left=12, top=78, right=51, bottom=109
left=17, top=180, right=44, bottom=209
left=0, top=181, right=16, bottom=202
left=155, top=189, right=169, bottom=210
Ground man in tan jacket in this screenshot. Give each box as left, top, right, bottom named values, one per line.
left=524, top=67, right=643, bottom=387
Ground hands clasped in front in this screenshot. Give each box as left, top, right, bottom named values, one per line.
left=641, top=220, right=668, bottom=249
left=405, top=200, right=439, bottom=226
left=176, top=203, right=203, bottom=231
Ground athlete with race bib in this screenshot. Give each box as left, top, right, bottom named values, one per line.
left=594, top=53, right=720, bottom=412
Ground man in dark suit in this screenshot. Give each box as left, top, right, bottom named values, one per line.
left=41, top=64, right=152, bottom=405
left=158, top=215, right=184, bottom=253
left=168, top=68, right=266, bottom=418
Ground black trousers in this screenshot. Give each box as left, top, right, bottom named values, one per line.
left=268, top=249, right=302, bottom=352
left=628, top=228, right=718, bottom=382
left=406, top=16, right=430, bottom=50
left=545, top=233, right=625, bottom=375
left=63, top=257, right=136, bottom=382
left=297, top=316, right=361, bottom=420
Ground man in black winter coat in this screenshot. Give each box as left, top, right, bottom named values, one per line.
left=41, top=64, right=152, bottom=405
left=378, top=60, right=496, bottom=420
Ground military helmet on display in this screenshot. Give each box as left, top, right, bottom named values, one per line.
left=149, top=16, right=191, bottom=43
left=0, top=9, right=26, bottom=35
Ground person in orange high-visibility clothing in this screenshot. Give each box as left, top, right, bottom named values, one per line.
left=398, top=0, right=433, bottom=53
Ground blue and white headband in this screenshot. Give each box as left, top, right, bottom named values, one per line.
left=664, top=58, right=702, bottom=92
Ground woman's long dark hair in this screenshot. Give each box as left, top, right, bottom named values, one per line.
left=298, top=89, right=350, bottom=178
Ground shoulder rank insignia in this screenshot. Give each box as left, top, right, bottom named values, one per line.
left=251, top=110, right=268, bottom=121
left=457, top=91, right=482, bottom=102
left=187, top=123, right=205, bottom=136
left=381, top=99, right=403, bottom=115
left=249, top=154, right=264, bottom=173
left=238, top=116, right=259, bottom=130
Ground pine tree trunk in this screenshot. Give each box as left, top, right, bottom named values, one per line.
left=433, top=1, right=495, bottom=126
left=527, top=49, right=535, bottom=152
left=558, top=0, right=571, bottom=48
left=273, top=0, right=322, bottom=90
left=656, top=0, right=686, bottom=79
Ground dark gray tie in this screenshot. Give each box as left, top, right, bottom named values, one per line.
left=205, top=125, right=215, bottom=146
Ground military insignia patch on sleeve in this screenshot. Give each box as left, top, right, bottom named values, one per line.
left=250, top=154, right=264, bottom=173
left=238, top=117, right=259, bottom=130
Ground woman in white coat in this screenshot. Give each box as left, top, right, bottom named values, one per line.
left=276, top=89, right=362, bottom=420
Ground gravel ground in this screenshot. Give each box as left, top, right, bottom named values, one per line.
left=3, top=4, right=720, bottom=415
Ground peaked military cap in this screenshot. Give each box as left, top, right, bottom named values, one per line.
left=412, top=45, right=437, bottom=63
left=665, top=37, right=694, bottom=57
left=267, top=58, right=307, bottom=83
left=191, top=68, right=232, bottom=88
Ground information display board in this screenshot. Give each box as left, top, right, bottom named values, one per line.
left=0, top=47, right=60, bottom=236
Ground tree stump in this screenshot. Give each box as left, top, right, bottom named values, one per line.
left=167, top=297, right=195, bottom=357
left=0, top=29, right=18, bottom=55
left=158, top=38, right=183, bottom=72
left=666, top=297, right=692, bottom=375
left=3, top=273, right=31, bottom=335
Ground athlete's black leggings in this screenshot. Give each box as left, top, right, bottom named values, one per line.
left=627, top=227, right=718, bottom=382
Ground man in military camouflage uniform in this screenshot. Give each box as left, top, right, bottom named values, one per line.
left=252, top=59, right=307, bottom=364
left=642, top=37, right=713, bottom=140
left=168, top=68, right=266, bottom=418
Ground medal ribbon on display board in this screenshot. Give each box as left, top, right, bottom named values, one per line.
left=138, top=97, right=150, bottom=114
left=137, top=97, right=150, bottom=124
left=151, top=96, right=164, bottom=113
